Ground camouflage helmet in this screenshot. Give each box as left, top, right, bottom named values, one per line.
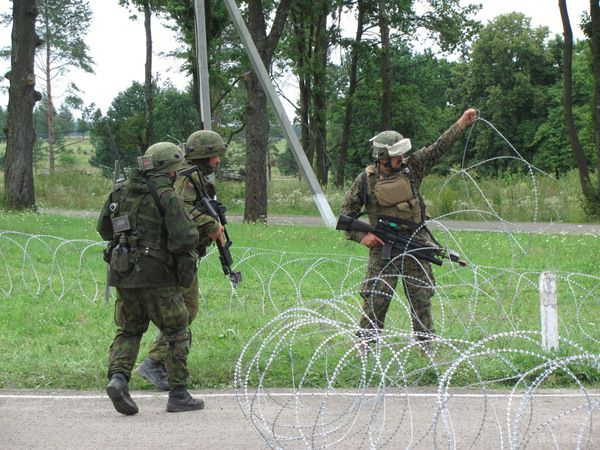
left=370, top=130, right=412, bottom=159
left=141, top=142, right=184, bottom=174
left=185, top=130, right=227, bottom=161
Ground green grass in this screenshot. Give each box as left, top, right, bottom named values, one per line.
left=0, top=212, right=598, bottom=391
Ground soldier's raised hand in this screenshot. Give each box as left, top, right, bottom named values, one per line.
left=458, top=108, right=478, bottom=129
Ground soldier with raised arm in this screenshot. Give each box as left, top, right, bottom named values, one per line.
left=340, top=108, right=477, bottom=350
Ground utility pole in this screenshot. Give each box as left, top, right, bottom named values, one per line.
left=193, top=0, right=212, bottom=130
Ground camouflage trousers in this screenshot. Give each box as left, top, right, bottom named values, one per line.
left=147, top=276, right=199, bottom=364
left=108, top=286, right=190, bottom=388
left=359, top=246, right=435, bottom=339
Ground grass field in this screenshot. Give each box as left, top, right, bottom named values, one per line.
left=0, top=212, right=598, bottom=391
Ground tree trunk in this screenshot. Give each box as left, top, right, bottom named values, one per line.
left=313, top=0, right=328, bottom=185
left=378, top=0, right=392, bottom=130
left=336, top=0, right=365, bottom=187
left=243, top=0, right=292, bottom=222
left=45, top=17, right=55, bottom=173
left=291, top=7, right=313, bottom=168
left=559, top=0, right=593, bottom=198
left=5, top=0, right=40, bottom=209
left=591, top=0, right=600, bottom=195
left=299, top=73, right=312, bottom=168
left=144, top=0, right=153, bottom=150
left=243, top=72, right=268, bottom=222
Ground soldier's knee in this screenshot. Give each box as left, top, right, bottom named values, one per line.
left=168, top=328, right=191, bottom=353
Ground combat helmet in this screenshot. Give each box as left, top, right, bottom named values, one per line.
left=370, top=130, right=412, bottom=159
left=139, top=142, right=184, bottom=174
left=185, top=130, right=227, bottom=161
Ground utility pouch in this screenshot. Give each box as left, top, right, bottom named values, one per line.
left=395, top=198, right=422, bottom=224
left=175, top=252, right=198, bottom=288
left=103, top=240, right=116, bottom=263
left=109, top=234, right=134, bottom=274
left=374, top=176, right=413, bottom=206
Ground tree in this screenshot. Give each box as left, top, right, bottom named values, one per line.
left=453, top=13, right=560, bottom=175
left=242, top=0, right=292, bottom=222
left=335, top=0, right=367, bottom=186
left=558, top=0, right=600, bottom=215
left=119, top=0, right=171, bottom=150
left=589, top=0, right=600, bottom=214
left=5, top=0, right=42, bottom=209
left=36, top=0, right=93, bottom=173
left=329, top=0, right=479, bottom=185
left=90, top=81, right=199, bottom=176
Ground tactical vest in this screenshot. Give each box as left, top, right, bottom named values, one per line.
left=362, top=164, right=426, bottom=230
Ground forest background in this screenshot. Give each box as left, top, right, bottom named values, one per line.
left=1, top=0, right=599, bottom=223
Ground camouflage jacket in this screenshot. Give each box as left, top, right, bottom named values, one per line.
left=174, top=161, right=220, bottom=256
left=97, top=171, right=199, bottom=288
left=340, top=121, right=464, bottom=243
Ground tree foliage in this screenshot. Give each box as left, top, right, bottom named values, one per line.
left=450, top=13, right=562, bottom=175
left=89, top=81, right=199, bottom=176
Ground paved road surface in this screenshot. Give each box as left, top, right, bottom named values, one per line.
left=1, top=388, right=599, bottom=449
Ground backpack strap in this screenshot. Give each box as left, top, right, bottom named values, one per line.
left=145, top=176, right=165, bottom=218
left=360, top=170, right=368, bottom=208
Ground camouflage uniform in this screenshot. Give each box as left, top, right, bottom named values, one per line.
left=97, top=164, right=199, bottom=388
left=341, top=121, right=465, bottom=338
left=146, top=162, right=220, bottom=363
left=145, top=130, right=225, bottom=368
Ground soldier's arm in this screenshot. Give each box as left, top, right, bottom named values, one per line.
left=96, top=194, right=114, bottom=241
left=340, top=173, right=367, bottom=244
left=175, top=173, right=220, bottom=240
left=162, top=191, right=200, bottom=255
left=409, top=108, right=477, bottom=179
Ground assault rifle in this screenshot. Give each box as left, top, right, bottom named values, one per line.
left=179, top=166, right=242, bottom=287
left=336, top=214, right=467, bottom=267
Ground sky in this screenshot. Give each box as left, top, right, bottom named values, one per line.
left=0, top=0, right=591, bottom=118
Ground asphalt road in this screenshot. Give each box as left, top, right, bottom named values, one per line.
left=1, top=388, right=599, bottom=449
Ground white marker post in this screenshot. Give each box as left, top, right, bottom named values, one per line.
left=540, top=272, right=559, bottom=351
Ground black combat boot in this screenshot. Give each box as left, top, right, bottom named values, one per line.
left=166, top=387, right=205, bottom=412
left=106, top=373, right=138, bottom=415
left=135, top=357, right=169, bottom=391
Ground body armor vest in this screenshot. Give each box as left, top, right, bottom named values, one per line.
left=363, top=164, right=425, bottom=230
